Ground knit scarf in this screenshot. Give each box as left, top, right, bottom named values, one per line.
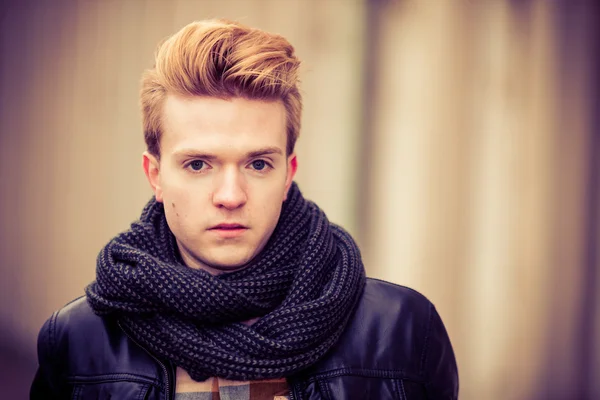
left=85, top=182, right=365, bottom=381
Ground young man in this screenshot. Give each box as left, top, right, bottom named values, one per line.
left=31, top=20, right=458, bottom=399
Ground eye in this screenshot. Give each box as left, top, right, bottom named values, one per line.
left=251, top=160, right=267, bottom=171
left=188, top=160, right=206, bottom=171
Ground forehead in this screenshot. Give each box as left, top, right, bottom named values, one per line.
left=161, top=94, right=287, bottom=155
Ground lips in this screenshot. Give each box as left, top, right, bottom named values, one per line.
left=210, top=223, right=247, bottom=230
left=209, top=223, right=248, bottom=238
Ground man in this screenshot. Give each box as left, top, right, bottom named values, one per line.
left=31, top=19, right=458, bottom=399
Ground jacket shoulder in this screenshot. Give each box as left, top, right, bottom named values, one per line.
left=54, top=296, right=107, bottom=333
left=36, top=296, right=162, bottom=379
left=32, top=297, right=166, bottom=398
left=304, top=279, right=458, bottom=399
left=304, top=278, right=458, bottom=398
left=48, top=296, right=119, bottom=356
left=362, top=278, right=434, bottom=317
left=310, top=278, right=442, bottom=377
left=37, top=297, right=117, bottom=370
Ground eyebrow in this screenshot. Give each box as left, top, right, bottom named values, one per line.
left=172, top=146, right=284, bottom=160
left=247, top=146, right=284, bottom=158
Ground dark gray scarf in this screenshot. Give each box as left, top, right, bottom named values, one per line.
left=86, top=182, right=365, bottom=381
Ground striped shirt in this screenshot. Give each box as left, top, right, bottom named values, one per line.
left=175, top=367, right=290, bottom=400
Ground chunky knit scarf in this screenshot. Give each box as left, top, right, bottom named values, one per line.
left=86, top=183, right=365, bottom=381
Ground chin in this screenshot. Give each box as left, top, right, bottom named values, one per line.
left=206, top=253, right=254, bottom=270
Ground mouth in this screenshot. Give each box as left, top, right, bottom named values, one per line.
left=209, top=223, right=248, bottom=238
left=210, top=223, right=248, bottom=230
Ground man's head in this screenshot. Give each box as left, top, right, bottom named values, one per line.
left=140, top=20, right=301, bottom=274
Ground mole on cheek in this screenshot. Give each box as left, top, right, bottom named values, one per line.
left=172, top=202, right=175, bottom=208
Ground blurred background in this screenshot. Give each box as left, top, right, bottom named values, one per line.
left=1, top=0, right=598, bottom=398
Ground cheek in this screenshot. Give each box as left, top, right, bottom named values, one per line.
left=163, top=200, right=204, bottom=244
left=162, top=187, right=188, bottom=216
left=258, top=191, right=284, bottom=225
left=160, top=170, right=198, bottom=206
left=161, top=182, right=199, bottom=226
left=162, top=200, right=184, bottom=232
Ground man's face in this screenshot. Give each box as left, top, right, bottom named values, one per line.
left=143, top=95, right=297, bottom=274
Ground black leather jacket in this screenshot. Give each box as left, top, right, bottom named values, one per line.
left=31, top=278, right=458, bottom=399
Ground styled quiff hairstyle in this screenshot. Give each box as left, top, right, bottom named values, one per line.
left=140, top=19, right=302, bottom=158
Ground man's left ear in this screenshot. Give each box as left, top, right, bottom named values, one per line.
left=283, top=153, right=298, bottom=201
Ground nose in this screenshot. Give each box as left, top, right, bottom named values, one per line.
left=212, top=167, right=247, bottom=210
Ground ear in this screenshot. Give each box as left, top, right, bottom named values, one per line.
left=142, top=151, right=164, bottom=202
left=283, top=153, right=298, bottom=201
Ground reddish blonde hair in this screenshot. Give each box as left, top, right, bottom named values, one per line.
left=141, top=19, right=302, bottom=157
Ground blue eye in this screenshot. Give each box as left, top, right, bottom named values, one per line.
left=251, top=160, right=266, bottom=170
left=189, top=160, right=204, bottom=171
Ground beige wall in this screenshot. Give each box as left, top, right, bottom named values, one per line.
left=1, top=1, right=598, bottom=399
left=364, top=2, right=598, bottom=398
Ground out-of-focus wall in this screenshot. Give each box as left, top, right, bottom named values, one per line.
left=364, top=1, right=600, bottom=398
left=1, top=1, right=598, bottom=399
left=362, top=1, right=599, bottom=399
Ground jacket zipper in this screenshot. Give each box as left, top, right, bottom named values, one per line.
left=117, top=321, right=173, bottom=400
left=288, top=377, right=300, bottom=400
